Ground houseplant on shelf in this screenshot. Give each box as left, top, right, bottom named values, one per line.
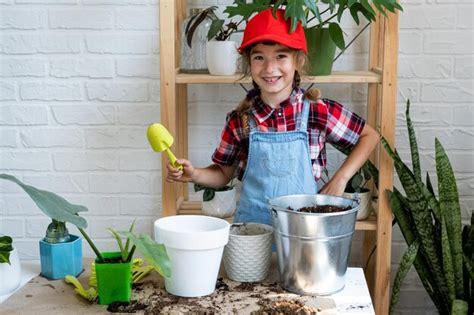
left=343, top=162, right=374, bottom=220
left=382, top=100, right=473, bottom=315
left=224, top=0, right=403, bottom=75
left=0, top=235, right=21, bottom=295
left=0, top=174, right=87, bottom=280
left=76, top=220, right=171, bottom=305
left=194, top=181, right=237, bottom=219
left=184, top=6, right=242, bottom=75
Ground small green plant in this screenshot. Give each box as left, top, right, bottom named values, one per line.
left=345, top=162, right=372, bottom=193
left=382, top=100, right=473, bottom=315
left=185, top=6, right=241, bottom=47
left=0, top=236, right=13, bottom=264
left=194, top=181, right=235, bottom=202
left=79, top=221, right=171, bottom=279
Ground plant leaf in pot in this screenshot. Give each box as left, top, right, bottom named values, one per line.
left=0, top=174, right=88, bottom=279
left=194, top=182, right=237, bottom=218
left=0, top=235, right=21, bottom=295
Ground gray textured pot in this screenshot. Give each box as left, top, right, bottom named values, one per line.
left=223, top=223, right=273, bottom=282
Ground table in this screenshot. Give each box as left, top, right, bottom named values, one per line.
left=1, top=259, right=374, bottom=314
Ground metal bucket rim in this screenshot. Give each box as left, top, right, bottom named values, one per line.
left=268, top=193, right=360, bottom=217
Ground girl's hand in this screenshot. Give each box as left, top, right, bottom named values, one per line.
left=319, top=176, right=347, bottom=197
left=166, top=159, right=195, bottom=183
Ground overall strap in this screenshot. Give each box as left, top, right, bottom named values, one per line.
left=298, top=98, right=311, bottom=131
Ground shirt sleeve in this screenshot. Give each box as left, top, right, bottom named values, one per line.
left=211, top=111, right=242, bottom=166
left=323, top=98, right=366, bottom=149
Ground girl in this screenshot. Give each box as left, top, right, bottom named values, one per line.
left=166, top=8, right=379, bottom=226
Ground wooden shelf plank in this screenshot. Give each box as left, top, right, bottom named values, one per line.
left=177, top=201, right=377, bottom=231
left=176, top=70, right=382, bottom=84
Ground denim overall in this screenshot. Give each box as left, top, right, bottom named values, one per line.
left=234, top=99, right=318, bottom=226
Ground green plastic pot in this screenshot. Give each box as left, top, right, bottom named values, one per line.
left=95, top=252, right=132, bottom=305
left=304, top=27, right=337, bottom=76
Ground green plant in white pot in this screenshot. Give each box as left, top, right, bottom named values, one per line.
left=194, top=181, right=237, bottom=219
left=185, top=6, right=242, bottom=75
left=343, top=162, right=373, bottom=220
left=0, top=235, right=21, bottom=295
left=0, top=174, right=87, bottom=280
left=224, top=0, right=403, bottom=75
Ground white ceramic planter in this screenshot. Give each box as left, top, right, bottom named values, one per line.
left=224, top=223, right=273, bottom=282
left=206, top=40, right=239, bottom=76
left=0, top=247, right=21, bottom=295
left=154, top=215, right=229, bottom=297
left=202, top=188, right=237, bottom=219
left=343, top=189, right=372, bottom=220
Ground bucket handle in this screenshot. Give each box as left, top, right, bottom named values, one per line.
left=351, top=193, right=360, bottom=209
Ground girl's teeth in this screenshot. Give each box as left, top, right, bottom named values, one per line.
left=265, top=77, right=279, bottom=82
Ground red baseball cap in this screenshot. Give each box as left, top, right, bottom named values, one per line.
left=239, top=8, right=307, bottom=54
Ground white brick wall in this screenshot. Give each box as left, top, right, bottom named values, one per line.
left=0, top=0, right=472, bottom=313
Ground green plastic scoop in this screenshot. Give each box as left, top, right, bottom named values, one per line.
left=147, top=123, right=183, bottom=170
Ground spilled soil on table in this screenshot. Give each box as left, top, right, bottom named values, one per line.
left=106, top=278, right=324, bottom=314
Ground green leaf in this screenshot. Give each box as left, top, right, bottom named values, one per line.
left=406, top=100, right=422, bottom=183
left=107, top=228, right=126, bottom=261
left=436, top=138, right=464, bottom=298
left=284, top=0, right=309, bottom=31
left=224, top=0, right=270, bottom=21
left=336, top=0, right=348, bottom=22
left=441, top=216, right=456, bottom=301
left=0, top=236, right=13, bottom=264
left=203, top=188, right=215, bottom=202
left=451, top=299, right=469, bottom=314
left=127, top=233, right=171, bottom=278
left=328, top=22, right=345, bottom=50
left=208, top=19, right=225, bottom=41
left=0, top=174, right=88, bottom=229
left=124, top=219, right=136, bottom=254
left=390, top=239, right=419, bottom=314
left=360, top=0, right=377, bottom=20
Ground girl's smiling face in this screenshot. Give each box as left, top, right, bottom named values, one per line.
left=250, top=43, right=297, bottom=108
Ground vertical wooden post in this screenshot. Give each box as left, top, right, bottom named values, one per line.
left=364, top=12, right=383, bottom=300
left=175, top=1, right=188, bottom=205
left=374, top=9, right=399, bottom=315
left=159, top=0, right=178, bottom=216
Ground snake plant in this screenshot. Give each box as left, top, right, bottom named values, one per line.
left=381, top=100, right=473, bottom=315
left=0, top=174, right=88, bottom=244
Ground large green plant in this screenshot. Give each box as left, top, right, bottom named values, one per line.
left=381, top=101, right=473, bottom=315
left=225, top=0, right=403, bottom=50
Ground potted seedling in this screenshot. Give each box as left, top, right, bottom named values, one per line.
left=0, top=174, right=87, bottom=280
left=0, top=235, right=21, bottom=295
left=79, top=221, right=171, bottom=305
left=194, top=181, right=236, bottom=219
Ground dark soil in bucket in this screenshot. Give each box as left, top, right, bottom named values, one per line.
left=288, top=204, right=351, bottom=213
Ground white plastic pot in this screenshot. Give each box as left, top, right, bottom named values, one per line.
left=343, top=189, right=372, bottom=220
left=202, top=188, right=237, bottom=219
left=0, top=247, right=21, bottom=295
left=154, top=215, right=229, bottom=297
left=206, top=40, right=239, bottom=76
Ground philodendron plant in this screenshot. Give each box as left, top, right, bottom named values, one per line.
left=381, top=100, right=473, bottom=315
left=0, top=174, right=88, bottom=243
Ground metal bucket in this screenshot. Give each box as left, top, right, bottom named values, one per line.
left=269, top=194, right=359, bottom=296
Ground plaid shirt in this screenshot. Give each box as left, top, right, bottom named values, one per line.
left=212, top=88, right=365, bottom=181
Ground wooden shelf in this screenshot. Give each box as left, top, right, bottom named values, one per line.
left=176, top=70, right=382, bottom=84
left=160, top=1, right=399, bottom=313
left=176, top=200, right=377, bottom=231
